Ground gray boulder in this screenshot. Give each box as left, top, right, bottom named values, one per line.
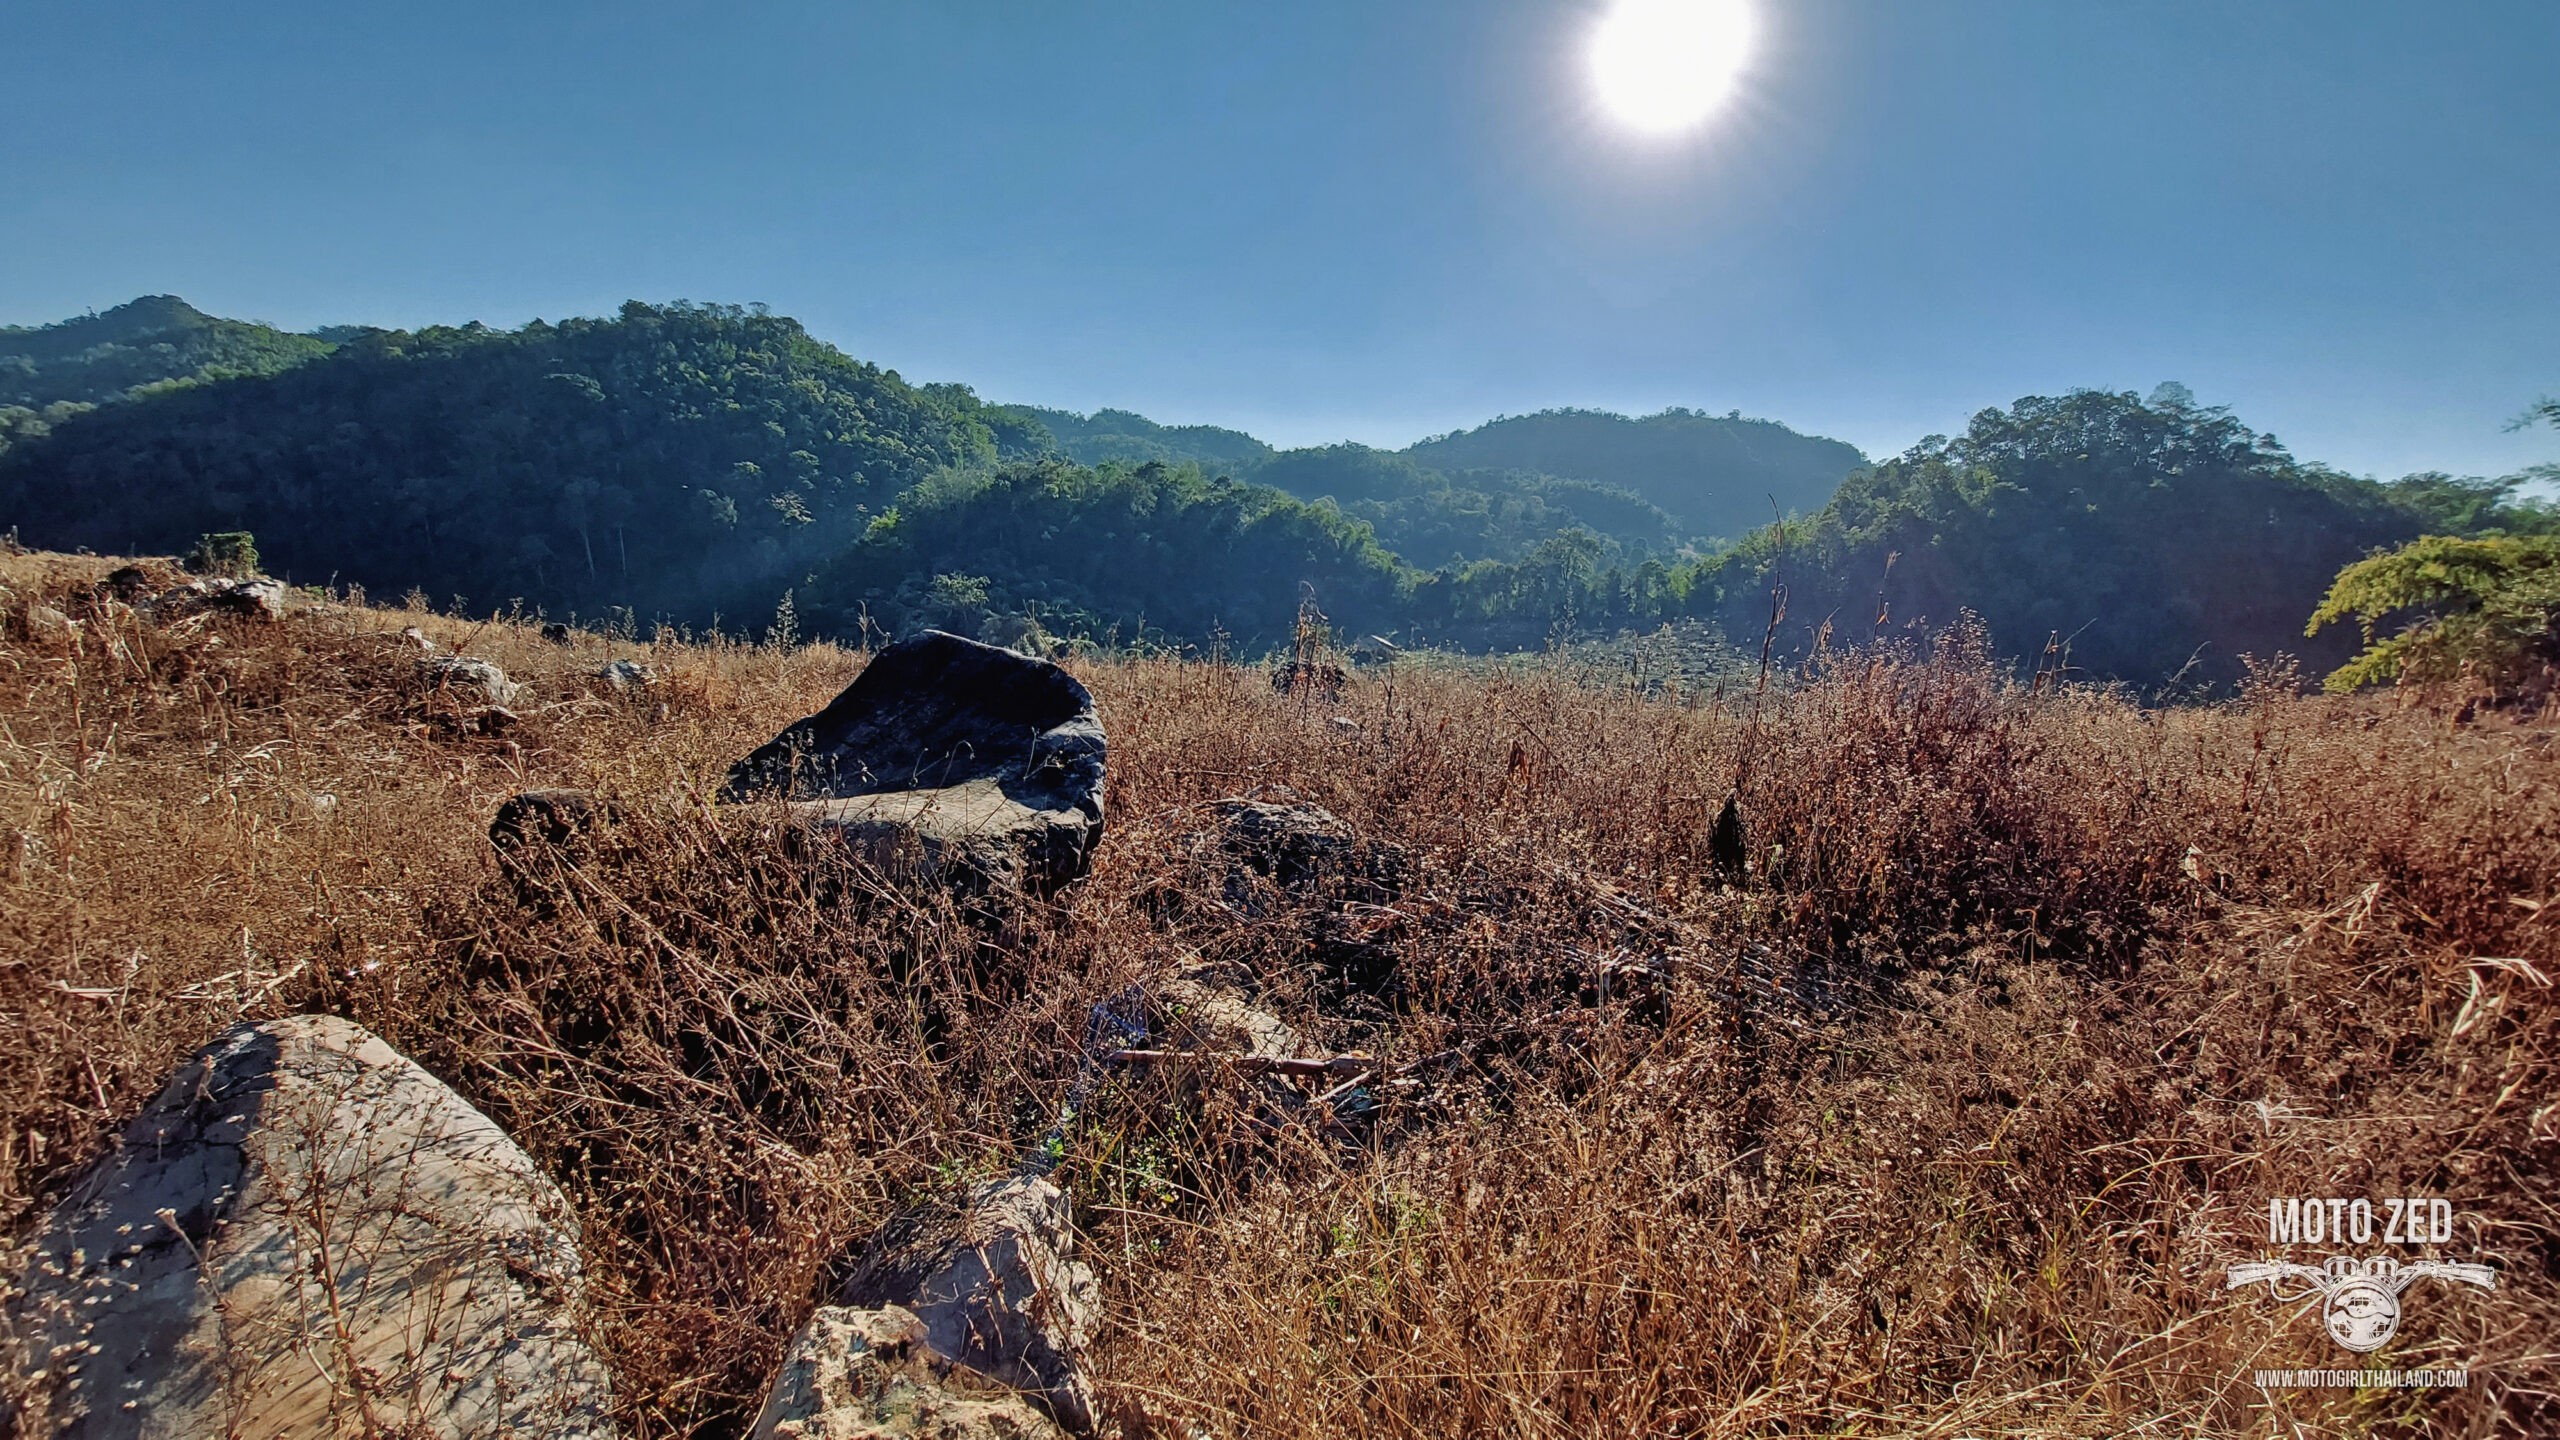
left=5, top=1015, right=613, bottom=1439
left=723, top=632, right=1104, bottom=894
left=748, top=1305, right=1064, bottom=1440
left=836, top=1178, right=1100, bottom=1434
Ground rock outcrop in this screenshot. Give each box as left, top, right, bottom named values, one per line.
left=835, top=1178, right=1100, bottom=1435
left=723, top=632, right=1105, bottom=894
left=134, top=576, right=294, bottom=624
left=5, top=1015, right=612, bottom=1439
left=1214, top=800, right=1360, bottom=901
left=748, top=1305, right=1065, bottom=1440
left=1205, top=799, right=1408, bottom=998
left=1153, top=968, right=1302, bottom=1062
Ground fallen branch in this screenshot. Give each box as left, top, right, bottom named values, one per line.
left=1103, top=1048, right=1372, bottom=1079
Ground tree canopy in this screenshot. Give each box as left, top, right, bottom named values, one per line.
left=1246, top=444, right=1683, bottom=567
left=0, top=295, right=333, bottom=411
left=2307, top=534, right=2560, bottom=697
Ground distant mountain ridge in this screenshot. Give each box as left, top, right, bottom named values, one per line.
left=1010, top=402, right=1868, bottom=564
left=1020, top=406, right=1274, bottom=471
left=6, top=295, right=2527, bottom=686
left=1405, top=407, right=1867, bottom=540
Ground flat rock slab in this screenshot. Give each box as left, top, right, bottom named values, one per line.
left=837, top=1178, right=1099, bottom=1435
left=723, top=632, right=1105, bottom=894
left=749, top=1304, right=1064, bottom=1440
left=6, top=1015, right=613, bottom=1439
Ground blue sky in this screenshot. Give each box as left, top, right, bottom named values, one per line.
left=4, top=1, right=2554, bottom=481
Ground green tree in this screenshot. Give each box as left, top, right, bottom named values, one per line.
left=2306, top=534, right=2560, bottom=697
left=183, top=530, right=260, bottom=577
left=0, top=295, right=332, bottom=409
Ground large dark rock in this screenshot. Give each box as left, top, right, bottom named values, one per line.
left=5, top=1016, right=613, bottom=1439
left=723, top=632, right=1106, bottom=894
left=490, top=787, right=617, bottom=856
left=1214, top=800, right=1359, bottom=898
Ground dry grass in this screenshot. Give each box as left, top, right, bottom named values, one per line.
left=0, top=551, right=2552, bottom=1437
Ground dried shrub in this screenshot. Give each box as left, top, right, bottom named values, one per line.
left=0, top=551, right=2551, bottom=1438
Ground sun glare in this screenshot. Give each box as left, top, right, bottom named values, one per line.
left=1588, top=0, right=1755, bottom=137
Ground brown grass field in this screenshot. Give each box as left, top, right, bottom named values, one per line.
left=0, top=550, right=2551, bottom=1437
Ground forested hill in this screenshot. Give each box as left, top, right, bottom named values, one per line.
left=0, top=301, right=1018, bottom=624
left=805, top=458, right=1409, bottom=650
left=1403, top=408, right=1868, bottom=540
left=1, top=295, right=332, bottom=411
left=1678, top=390, right=2551, bottom=685
left=1246, top=444, right=1684, bottom=567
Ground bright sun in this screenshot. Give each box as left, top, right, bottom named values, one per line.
left=1588, top=0, right=1755, bottom=137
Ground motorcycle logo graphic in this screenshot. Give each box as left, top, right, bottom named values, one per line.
left=2226, top=1255, right=2497, bottom=1353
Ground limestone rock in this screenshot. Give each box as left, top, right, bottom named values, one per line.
left=21, top=604, right=79, bottom=650
left=197, top=577, right=291, bottom=622
left=5, top=1015, right=613, bottom=1439
left=100, top=567, right=158, bottom=603
left=1154, top=971, right=1300, bottom=1061
left=1709, top=790, right=1748, bottom=880
left=1269, top=659, right=1345, bottom=700
left=420, top=654, right=524, bottom=706
left=490, top=787, right=616, bottom=855
left=837, top=1178, right=1099, bottom=1434
left=1207, top=799, right=1407, bottom=997
left=723, top=631, right=1104, bottom=894
left=597, top=659, right=656, bottom=694
left=748, top=1305, right=1064, bottom=1440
